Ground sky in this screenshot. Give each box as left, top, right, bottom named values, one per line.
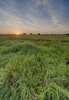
left=0, top=0, right=69, bottom=34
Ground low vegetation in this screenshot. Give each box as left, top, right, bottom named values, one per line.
left=0, top=35, right=69, bottom=100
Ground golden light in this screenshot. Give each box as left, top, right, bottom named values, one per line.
left=16, top=32, right=20, bottom=35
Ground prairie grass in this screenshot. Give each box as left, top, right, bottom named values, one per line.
left=0, top=35, right=69, bottom=100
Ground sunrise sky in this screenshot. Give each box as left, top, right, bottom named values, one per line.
left=0, top=0, right=69, bottom=34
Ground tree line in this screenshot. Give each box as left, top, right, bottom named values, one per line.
left=23, top=33, right=41, bottom=35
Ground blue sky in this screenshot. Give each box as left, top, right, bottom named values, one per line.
left=0, top=0, right=69, bottom=34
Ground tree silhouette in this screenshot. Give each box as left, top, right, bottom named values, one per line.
left=30, top=33, right=32, bottom=35
left=23, top=33, right=26, bottom=35
left=38, top=33, right=40, bottom=35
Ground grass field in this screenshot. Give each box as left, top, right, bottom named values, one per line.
left=0, top=35, right=69, bottom=100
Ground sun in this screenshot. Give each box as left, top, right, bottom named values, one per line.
left=16, top=32, right=20, bottom=35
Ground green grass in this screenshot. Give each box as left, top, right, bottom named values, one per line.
left=0, top=35, right=69, bottom=100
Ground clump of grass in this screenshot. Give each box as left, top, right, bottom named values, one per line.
left=0, top=43, right=23, bottom=55
left=39, top=83, right=69, bottom=100
left=0, top=53, right=69, bottom=100
left=0, top=54, right=46, bottom=100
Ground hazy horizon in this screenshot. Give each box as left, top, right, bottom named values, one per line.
left=0, top=0, right=69, bottom=34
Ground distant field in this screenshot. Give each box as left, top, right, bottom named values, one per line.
left=0, top=35, right=69, bottom=100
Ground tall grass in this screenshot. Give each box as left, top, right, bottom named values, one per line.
left=0, top=35, right=69, bottom=100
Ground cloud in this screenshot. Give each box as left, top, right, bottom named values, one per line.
left=0, top=0, right=53, bottom=33
left=35, top=0, right=69, bottom=27
left=0, top=0, right=69, bottom=33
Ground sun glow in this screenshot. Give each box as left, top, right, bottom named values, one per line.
left=16, top=32, right=20, bottom=35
